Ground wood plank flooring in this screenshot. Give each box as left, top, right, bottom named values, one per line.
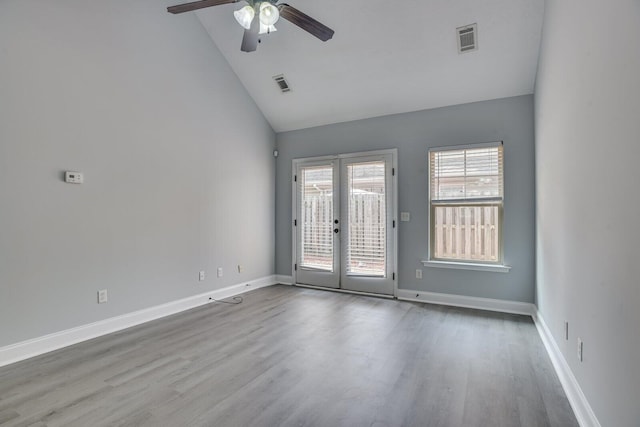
left=0, top=285, right=578, bottom=427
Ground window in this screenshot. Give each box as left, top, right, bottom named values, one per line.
left=429, top=142, right=504, bottom=265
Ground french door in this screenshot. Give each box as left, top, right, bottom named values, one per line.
left=293, top=150, right=397, bottom=296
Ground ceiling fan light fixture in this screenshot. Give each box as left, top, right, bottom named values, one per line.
left=167, top=0, right=335, bottom=52
left=259, top=2, right=280, bottom=26
left=233, top=5, right=255, bottom=30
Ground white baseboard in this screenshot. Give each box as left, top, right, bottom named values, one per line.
left=0, top=275, right=277, bottom=368
left=396, top=288, right=535, bottom=316
left=533, top=311, right=601, bottom=427
left=275, top=275, right=294, bottom=285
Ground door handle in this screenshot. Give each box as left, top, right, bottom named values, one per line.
left=334, top=228, right=339, bottom=233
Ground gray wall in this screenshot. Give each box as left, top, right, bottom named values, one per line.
left=0, top=0, right=275, bottom=347
left=535, top=0, right=640, bottom=425
left=276, top=95, right=535, bottom=303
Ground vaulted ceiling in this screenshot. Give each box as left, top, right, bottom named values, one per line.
left=194, top=0, right=544, bottom=132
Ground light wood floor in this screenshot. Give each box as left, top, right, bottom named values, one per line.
left=0, top=285, right=578, bottom=427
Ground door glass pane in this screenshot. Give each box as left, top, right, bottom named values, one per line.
left=300, top=165, right=334, bottom=271
left=346, top=161, right=386, bottom=276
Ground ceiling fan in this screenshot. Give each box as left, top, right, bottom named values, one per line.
left=167, top=0, right=335, bottom=53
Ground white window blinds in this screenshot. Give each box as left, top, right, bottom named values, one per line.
left=300, top=165, right=334, bottom=271
left=430, top=143, right=503, bottom=203
left=346, top=161, right=386, bottom=277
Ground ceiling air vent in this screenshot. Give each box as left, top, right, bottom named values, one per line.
left=457, top=24, right=478, bottom=53
left=273, top=74, right=291, bottom=93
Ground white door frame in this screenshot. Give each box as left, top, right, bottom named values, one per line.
left=291, top=148, right=398, bottom=297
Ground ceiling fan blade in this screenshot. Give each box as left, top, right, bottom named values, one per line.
left=277, top=4, right=334, bottom=42
left=167, top=0, right=238, bottom=15
left=241, top=16, right=260, bottom=52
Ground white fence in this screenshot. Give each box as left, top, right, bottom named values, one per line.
left=433, top=205, right=498, bottom=262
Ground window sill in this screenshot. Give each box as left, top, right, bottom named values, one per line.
left=422, top=260, right=511, bottom=273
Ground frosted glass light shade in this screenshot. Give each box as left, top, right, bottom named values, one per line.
left=259, top=23, right=277, bottom=34
left=259, top=2, right=279, bottom=26
left=234, top=5, right=255, bottom=30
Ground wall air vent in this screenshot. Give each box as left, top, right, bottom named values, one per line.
left=273, top=74, right=291, bottom=93
left=457, top=24, right=478, bottom=53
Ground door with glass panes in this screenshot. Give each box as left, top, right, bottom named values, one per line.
left=293, top=151, right=396, bottom=295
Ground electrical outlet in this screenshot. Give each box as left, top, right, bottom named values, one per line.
left=97, top=289, right=108, bottom=304
left=199, top=271, right=205, bottom=281
left=577, top=337, right=583, bottom=362
left=416, top=269, right=423, bottom=279
left=564, top=321, right=569, bottom=340
left=217, top=267, right=223, bottom=278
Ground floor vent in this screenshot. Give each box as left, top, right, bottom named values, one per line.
left=273, top=74, right=291, bottom=93
left=457, top=24, right=478, bottom=53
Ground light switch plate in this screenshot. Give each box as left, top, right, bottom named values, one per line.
left=400, top=212, right=410, bottom=222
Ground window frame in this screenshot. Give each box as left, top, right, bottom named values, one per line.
left=424, top=142, right=510, bottom=272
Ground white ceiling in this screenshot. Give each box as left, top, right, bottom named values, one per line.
left=195, top=0, right=544, bottom=132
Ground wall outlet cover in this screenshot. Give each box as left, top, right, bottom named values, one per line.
left=577, top=337, right=583, bottom=362
left=97, top=289, right=108, bottom=304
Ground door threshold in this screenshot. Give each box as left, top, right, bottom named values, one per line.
left=293, top=283, right=395, bottom=299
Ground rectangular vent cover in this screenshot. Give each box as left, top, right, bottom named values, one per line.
left=273, top=74, right=291, bottom=93
left=457, top=24, right=477, bottom=53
